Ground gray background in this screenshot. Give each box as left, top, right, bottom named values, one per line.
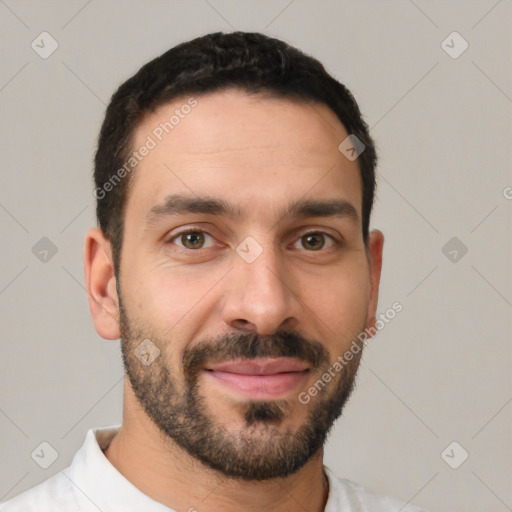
left=0, top=1, right=511, bottom=511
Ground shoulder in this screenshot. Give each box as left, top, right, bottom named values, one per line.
left=0, top=425, right=121, bottom=512
left=0, top=470, right=80, bottom=512
left=324, top=466, right=429, bottom=512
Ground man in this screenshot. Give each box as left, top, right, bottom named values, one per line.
left=1, top=32, right=426, bottom=511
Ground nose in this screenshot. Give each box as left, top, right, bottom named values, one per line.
left=221, top=244, right=301, bottom=335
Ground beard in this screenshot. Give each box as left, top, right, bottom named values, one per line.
left=118, top=294, right=364, bottom=481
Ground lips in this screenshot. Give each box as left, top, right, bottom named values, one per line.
left=203, top=357, right=310, bottom=399
left=206, top=357, right=309, bottom=375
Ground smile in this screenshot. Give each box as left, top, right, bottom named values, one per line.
left=203, top=358, right=310, bottom=399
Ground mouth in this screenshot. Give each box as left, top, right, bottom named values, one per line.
left=203, top=357, right=310, bottom=399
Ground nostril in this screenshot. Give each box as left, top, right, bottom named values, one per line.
left=231, top=319, right=253, bottom=330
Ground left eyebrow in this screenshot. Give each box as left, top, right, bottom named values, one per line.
left=144, top=193, right=359, bottom=228
left=282, top=198, right=359, bottom=224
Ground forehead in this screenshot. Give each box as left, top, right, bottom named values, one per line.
left=126, top=89, right=362, bottom=226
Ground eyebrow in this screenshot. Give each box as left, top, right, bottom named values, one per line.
left=144, top=193, right=359, bottom=227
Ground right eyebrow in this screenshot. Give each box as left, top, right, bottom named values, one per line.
left=144, top=194, right=243, bottom=226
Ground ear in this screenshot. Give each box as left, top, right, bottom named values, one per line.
left=364, top=229, right=384, bottom=337
left=84, top=227, right=121, bottom=340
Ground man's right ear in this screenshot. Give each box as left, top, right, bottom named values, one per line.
left=84, top=227, right=121, bottom=340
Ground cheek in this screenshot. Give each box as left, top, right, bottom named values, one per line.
left=124, top=260, right=225, bottom=332
left=308, top=262, right=370, bottom=337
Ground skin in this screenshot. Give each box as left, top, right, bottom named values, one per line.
left=84, top=89, right=384, bottom=512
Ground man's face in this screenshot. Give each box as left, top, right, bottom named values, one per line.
left=116, top=89, right=379, bottom=480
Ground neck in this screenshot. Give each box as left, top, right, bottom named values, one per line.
left=103, top=380, right=329, bottom=512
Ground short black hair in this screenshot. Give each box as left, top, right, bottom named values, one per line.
left=94, top=31, right=377, bottom=274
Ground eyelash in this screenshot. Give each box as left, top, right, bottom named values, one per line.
left=166, top=228, right=340, bottom=252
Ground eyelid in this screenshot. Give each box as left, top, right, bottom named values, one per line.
left=165, top=226, right=341, bottom=253
left=290, top=230, right=339, bottom=251
left=167, top=227, right=218, bottom=250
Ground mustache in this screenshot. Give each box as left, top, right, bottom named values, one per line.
left=182, top=330, right=330, bottom=381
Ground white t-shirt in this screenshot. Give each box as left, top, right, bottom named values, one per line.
left=0, top=425, right=427, bottom=512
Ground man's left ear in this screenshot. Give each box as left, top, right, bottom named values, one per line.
left=365, top=229, right=384, bottom=335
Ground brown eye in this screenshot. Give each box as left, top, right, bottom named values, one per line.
left=294, top=232, right=336, bottom=251
left=302, top=233, right=324, bottom=250
left=181, top=232, right=204, bottom=249
left=171, top=230, right=215, bottom=250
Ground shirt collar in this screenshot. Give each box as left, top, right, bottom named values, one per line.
left=64, top=425, right=171, bottom=511
left=67, top=425, right=340, bottom=511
